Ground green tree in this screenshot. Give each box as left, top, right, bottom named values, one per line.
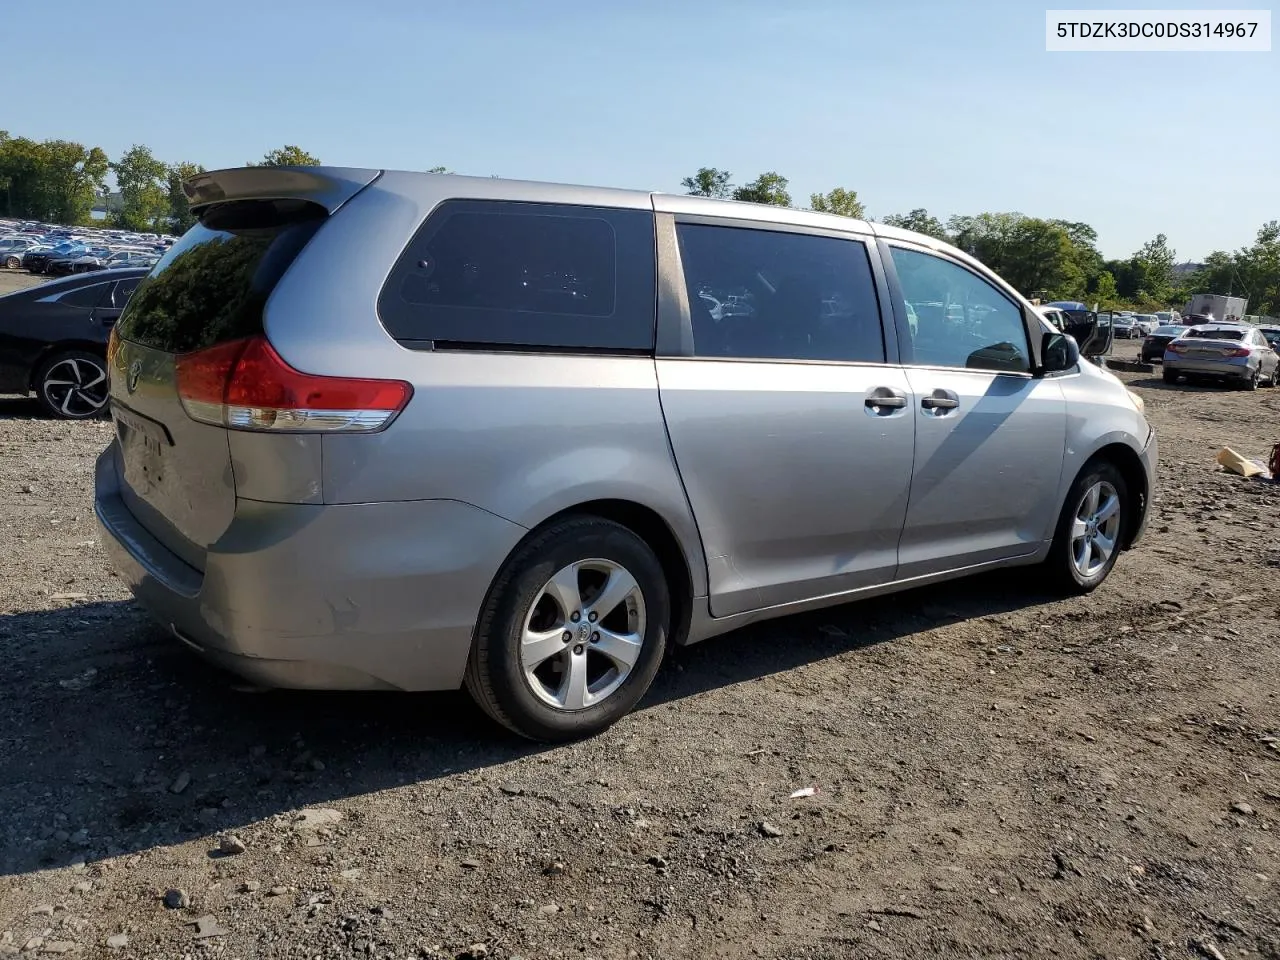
left=881, top=208, right=949, bottom=240
left=809, top=187, right=864, bottom=219
left=0, top=133, right=107, bottom=223
left=251, top=145, right=321, bottom=167
left=733, top=172, right=791, bottom=207
left=112, top=144, right=169, bottom=233
left=166, top=161, right=205, bottom=235
left=681, top=167, right=733, bottom=198
left=1091, top=270, right=1119, bottom=308
left=948, top=212, right=1084, bottom=300
left=1131, top=233, right=1176, bottom=302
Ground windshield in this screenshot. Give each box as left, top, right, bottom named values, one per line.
left=1153, top=325, right=1186, bottom=336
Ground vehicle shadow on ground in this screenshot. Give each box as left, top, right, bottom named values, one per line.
left=0, top=570, right=1058, bottom=877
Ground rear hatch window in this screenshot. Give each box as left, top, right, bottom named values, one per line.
left=117, top=199, right=326, bottom=353
left=108, top=199, right=327, bottom=572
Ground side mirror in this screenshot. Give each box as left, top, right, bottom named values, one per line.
left=1041, top=331, right=1080, bottom=373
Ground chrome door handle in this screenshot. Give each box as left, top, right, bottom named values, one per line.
left=866, top=395, right=907, bottom=410
left=921, top=396, right=959, bottom=410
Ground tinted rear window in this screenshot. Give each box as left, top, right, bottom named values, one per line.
left=378, top=200, right=656, bottom=351
left=115, top=199, right=325, bottom=354
left=1189, top=328, right=1243, bottom=340
left=1153, top=326, right=1185, bottom=336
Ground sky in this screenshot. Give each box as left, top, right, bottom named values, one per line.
left=4, top=0, right=1276, bottom=260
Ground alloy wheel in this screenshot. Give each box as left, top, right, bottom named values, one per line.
left=42, top=357, right=109, bottom=418
left=1070, top=480, right=1122, bottom=579
left=520, top=558, right=646, bottom=711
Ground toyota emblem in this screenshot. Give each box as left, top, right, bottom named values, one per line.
left=126, top=359, right=142, bottom=394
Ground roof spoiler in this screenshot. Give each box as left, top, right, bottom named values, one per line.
left=183, top=166, right=382, bottom=215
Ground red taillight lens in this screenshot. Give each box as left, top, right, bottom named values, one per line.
left=106, top=326, right=121, bottom=368
left=1167, top=343, right=1186, bottom=353
left=1223, top=347, right=1250, bottom=357
left=175, top=336, right=412, bottom=433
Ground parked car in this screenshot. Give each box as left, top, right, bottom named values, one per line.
left=1140, top=324, right=1189, bottom=363
left=46, top=246, right=113, bottom=276
left=1256, top=326, right=1280, bottom=353
left=1153, top=310, right=1181, bottom=325
left=1162, top=324, right=1280, bottom=389
left=1113, top=315, right=1141, bottom=339
left=0, top=236, right=44, bottom=269
left=1133, top=314, right=1160, bottom=336
left=22, top=243, right=86, bottom=274
left=0, top=268, right=147, bottom=418
left=96, top=167, right=1156, bottom=742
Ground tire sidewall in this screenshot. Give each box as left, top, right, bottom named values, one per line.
left=480, top=521, right=669, bottom=741
left=1052, top=462, right=1129, bottom=592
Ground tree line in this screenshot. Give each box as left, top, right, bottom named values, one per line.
left=0, top=133, right=322, bottom=236
left=1, top=132, right=1275, bottom=316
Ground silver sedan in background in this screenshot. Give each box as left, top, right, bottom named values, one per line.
left=1163, top=324, right=1279, bottom=390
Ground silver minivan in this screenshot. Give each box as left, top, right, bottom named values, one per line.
left=95, top=167, right=1157, bottom=741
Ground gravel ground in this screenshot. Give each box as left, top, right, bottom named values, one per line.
left=0, top=294, right=1277, bottom=959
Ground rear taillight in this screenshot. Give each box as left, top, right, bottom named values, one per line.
left=1223, top=347, right=1250, bottom=357
left=1167, top=343, right=1185, bottom=353
left=107, top=326, right=120, bottom=368
left=175, top=336, right=412, bottom=433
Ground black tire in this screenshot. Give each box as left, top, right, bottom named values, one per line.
left=1162, top=368, right=1177, bottom=384
left=1241, top=366, right=1260, bottom=391
left=1045, top=460, right=1129, bottom=595
left=34, top=350, right=110, bottom=420
left=465, top=516, right=670, bottom=742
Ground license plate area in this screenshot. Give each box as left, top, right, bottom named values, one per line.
left=112, top=402, right=173, bottom=496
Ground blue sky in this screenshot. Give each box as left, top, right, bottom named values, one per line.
left=5, top=0, right=1275, bottom=260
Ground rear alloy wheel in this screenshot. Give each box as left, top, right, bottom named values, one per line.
left=3, top=255, right=19, bottom=270
left=466, top=516, right=669, bottom=742
left=1046, top=461, right=1128, bottom=594
left=35, top=350, right=109, bottom=419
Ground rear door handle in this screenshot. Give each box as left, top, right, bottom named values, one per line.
left=921, top=390, right=960, bottom=413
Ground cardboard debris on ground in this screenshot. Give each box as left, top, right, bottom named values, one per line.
left=1215, top=447, right=1272, bottom=479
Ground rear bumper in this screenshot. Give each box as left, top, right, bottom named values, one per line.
left=1163, top=357, right=1252, bottom=378
left=94, top=442, right=527, bottom=691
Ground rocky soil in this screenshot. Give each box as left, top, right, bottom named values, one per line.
left=0, top=315, right=1277, bottom=959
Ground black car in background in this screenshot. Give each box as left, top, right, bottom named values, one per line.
left=1141, top=324, right=1190, bottom=363
left=0, top=268, right=147, bottom=419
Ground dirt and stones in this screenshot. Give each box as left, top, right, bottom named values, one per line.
left=0, top=339, right=1276, bottom=958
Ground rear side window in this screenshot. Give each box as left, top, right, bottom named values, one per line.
left=378, top=200, right=656, bottom=351
left=676, top=224, right=884, bottom=363
left=115, top=199, right=326, bottom=354
left=59, top=282, right=112, bottom=309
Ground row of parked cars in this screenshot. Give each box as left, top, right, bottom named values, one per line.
left=1140, top=316, right=1280, bottom=390
left=0, top=219, right=173, bottom=275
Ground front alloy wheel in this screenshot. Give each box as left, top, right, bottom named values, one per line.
left=1047, top=460, right=1129, bottom=593
left=36, top=351, right=109, bottom=419
left=1070, top=480, right=1121, bottom=580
